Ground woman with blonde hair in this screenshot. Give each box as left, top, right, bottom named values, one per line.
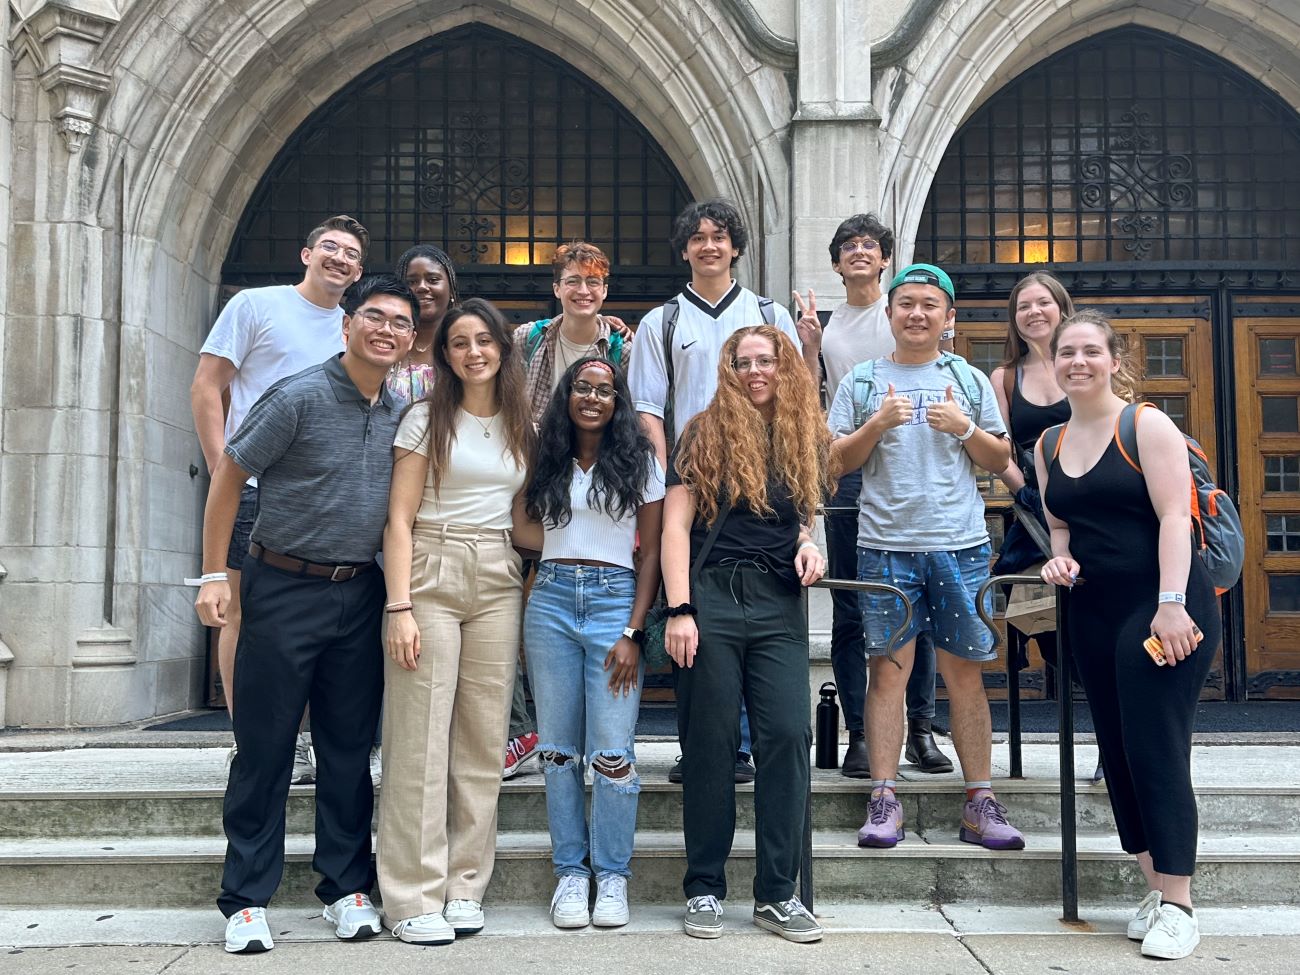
left=662, top=325, right=830, bottom=944
left=378, top=296, right=535, bottom=945
left=1037, top=310, right=1220, bottom=960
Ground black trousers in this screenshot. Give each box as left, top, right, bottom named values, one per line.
left=676, top=562, right=811, bottom=903
left=1066, top=563, right=1220, bottom=876
left=217, top=556, right=385, bottom=916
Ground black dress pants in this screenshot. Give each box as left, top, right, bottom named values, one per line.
left=217, top=556, right=385, bottom=916
left=676, top=562, right=811, bottom=903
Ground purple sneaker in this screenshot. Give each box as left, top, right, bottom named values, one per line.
left=856, top=790, right=904, bottom=848
left=960, top=793, right=1026, bottom=850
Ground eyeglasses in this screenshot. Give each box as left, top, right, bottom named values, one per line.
left=357, top=308, right=415, bottom=335
left=560, top=276, right=607, bottom=291
left=839, top=238, right=880, bottom=255
left=315, top=239, right=363, bottom=264
left=571, top=380, right=616, bottom=401
left=731, top=355, right=777, bottom=373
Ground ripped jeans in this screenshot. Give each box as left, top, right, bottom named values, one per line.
left=525, top=562, right=644, bottom=880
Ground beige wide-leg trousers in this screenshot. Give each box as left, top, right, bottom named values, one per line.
left=377, top=523, right=523, bottom=920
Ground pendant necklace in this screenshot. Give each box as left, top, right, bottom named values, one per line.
left=466, top=410, right=494, bottom=439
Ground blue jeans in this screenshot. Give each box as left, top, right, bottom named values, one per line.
left=525, top=562, right=644, bottom=879
left=826, top=471, right=936, bottom=726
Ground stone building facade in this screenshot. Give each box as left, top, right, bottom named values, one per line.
left=2, top=1, right=1299, bottom=727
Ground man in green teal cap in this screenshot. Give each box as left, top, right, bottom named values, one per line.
left=826, top=262, right=1026, bottom=852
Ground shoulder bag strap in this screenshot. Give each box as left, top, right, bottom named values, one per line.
left=688, top=500, right=733, bottom=591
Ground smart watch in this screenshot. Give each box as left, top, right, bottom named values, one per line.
left=623, top=626, right=646, bottom=645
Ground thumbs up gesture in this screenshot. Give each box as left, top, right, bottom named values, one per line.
left=926, top=384, right=970, bottom=436
left=875, top=383, right=914, bottom=430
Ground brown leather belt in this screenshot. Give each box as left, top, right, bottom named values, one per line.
left=248, top=542, right=376, bottom=582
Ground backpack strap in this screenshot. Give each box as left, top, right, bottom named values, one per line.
left=758, top=296, right=775, bottom=326
left=524, top=319, right=551, bottom=365
left=1039, top=422, right=1067, bottom=466
left=608, top=330, right=624, bottom=367
left=1002, top=366, right=1017, bottom=441
left=850, top=358, right=878, bottom=429
left=661, top=298, right=682, bottom=447
left=937, top=351, right=983, bottom=415
left=1114, top=401, right=1150, bottom=475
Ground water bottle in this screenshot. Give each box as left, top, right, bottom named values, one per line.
left=815, top=681, right=839, bottom=770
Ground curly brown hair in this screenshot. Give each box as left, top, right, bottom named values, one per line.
left=674, top=326, right=832, bottom=525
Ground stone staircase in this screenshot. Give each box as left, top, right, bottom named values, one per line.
left=3, top=742, right=1298, bottom=911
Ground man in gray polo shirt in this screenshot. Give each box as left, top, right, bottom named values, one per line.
left=194, top=275, right=417, bottom=954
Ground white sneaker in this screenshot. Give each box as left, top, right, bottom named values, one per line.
left=1127, top=889, right=1162, bottom=941
left=592, top=874, right=630, bottom=927
left=1141, top=903, right=1200, bottom=960
left=323, top=892, right=381, bottom=940
left=550, top=875, right=591, bottom=928
left=443, top=898, right=484, bottom=935
left=224, top=906, right=273, bottom=953
left=291, top=732, right=316, bottom=785
left=388, top=912, right=454, bottom=945
left=369, top=745, right=382, bottom=786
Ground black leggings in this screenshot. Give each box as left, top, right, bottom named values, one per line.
left=1065, top=564, right=1220, bottom=876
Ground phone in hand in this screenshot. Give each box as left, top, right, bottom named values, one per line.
left=1143, top=626, right=1204, bottom=666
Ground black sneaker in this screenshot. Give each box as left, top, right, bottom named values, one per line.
left=668, top=756, right=683, bottom=784
left=752, top=896, right=822, bottom=943
left=734, top=752, right=755, bottom=783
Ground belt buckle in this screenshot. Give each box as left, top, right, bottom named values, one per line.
left=330, top=565, right=352, bottom=582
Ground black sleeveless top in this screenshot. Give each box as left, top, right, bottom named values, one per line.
left=1009, top=366, right=1071, bottom=484
left=1043, top=435, right=1164, bottom=584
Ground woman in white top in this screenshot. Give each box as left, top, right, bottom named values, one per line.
left=513, top=357, right=664, bottom=930
left=378, top=296, right=535, bottom=945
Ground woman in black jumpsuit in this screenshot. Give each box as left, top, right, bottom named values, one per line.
left=1037, top=310, right=1220, bottom=962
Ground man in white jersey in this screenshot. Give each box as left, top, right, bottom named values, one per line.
left=629, top=199, right=809, bottom=784
left=795, top=214, right=953, bottom=779
left=190, top=215, right=367, bottom=778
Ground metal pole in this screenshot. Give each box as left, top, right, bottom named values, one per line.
left=1008, top=626, right=1024, bottom=779
left=1056, top=586, right=1079, bottom=922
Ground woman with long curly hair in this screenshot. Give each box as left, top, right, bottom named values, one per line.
left=388, top=244, right=460, bottom=407
left=378, top=296, right=535, bottom=945
left=511, top=356, right=663, bottom=930
left=663, top=325, right=830, bottom=944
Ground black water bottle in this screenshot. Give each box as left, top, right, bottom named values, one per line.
left=815, top=681, right=839, bottom=770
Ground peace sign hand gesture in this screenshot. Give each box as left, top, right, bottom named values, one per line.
left=792, top=289, right=821, bottom=350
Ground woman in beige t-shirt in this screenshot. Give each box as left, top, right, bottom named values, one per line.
left=378, top=296, right=535, bottom=945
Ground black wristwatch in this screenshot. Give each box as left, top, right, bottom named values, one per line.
left=622, top=626, right=646, bottom=646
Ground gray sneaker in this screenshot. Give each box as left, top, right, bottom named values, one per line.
left=684, top=894, right=723, bottom=939
left=753, top=896, right=823, bottom=943
left=291, top=732, right=315, bottom=785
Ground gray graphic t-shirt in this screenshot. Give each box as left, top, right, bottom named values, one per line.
left=827, top=357, right=1006, bottom=552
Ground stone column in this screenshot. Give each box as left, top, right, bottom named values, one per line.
left=790, top=0, right=882, bottom=305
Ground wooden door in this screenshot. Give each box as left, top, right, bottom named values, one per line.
left=1232, top=300, right=1300, bottom=698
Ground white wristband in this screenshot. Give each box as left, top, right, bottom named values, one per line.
left=184, top=572, right=228, bottom=587
left=1158, top=591, right=1186, bottom=605
left=956, top=419, right=977, bottom=442
left=798, top=540, right=819, bottom=552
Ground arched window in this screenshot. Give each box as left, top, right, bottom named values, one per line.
left=914, top=28, right=1300, bottom=267
left=223, top=24, right=692, bottom=307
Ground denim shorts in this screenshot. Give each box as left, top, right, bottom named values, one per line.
left=225, top=484, right=259, bottom=571
left=856, top=543, right=996, bottom=662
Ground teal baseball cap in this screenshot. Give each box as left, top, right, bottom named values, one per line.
left=887, top=263, right=955, bottom=302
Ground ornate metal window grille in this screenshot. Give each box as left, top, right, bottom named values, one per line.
left=223, top=25, right=692, bottom=306
left=915, top=28, right=1300, bottom=268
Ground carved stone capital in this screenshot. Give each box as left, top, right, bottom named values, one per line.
left=10, top=2, right=120, bottom=152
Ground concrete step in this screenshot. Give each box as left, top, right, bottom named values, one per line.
left=4, top=829, right=1298, bottom=909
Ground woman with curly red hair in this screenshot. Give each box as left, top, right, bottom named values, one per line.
left=662, top=325, right=831, bottom=944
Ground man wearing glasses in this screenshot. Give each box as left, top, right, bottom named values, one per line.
left=195, top=275, right=416, bottom=953
left=190, top=215, right=367, bottom=782
left=794, top=215, right=954, bottom=780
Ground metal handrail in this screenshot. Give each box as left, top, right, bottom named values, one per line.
left=976, top=572, right=1079, bottom=923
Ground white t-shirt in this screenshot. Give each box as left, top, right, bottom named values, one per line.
left=200, top=285, right=345, bottom=443
left=394, top=403, right=527, bottom=529
left=551, top=331, right=603, bottom=391
left=628, top=282, right=801, bottom=436
left=541, top=458, right=666, bottom=569
left=821, top=296, right=892, bottom=396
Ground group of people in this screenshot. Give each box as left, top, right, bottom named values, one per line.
left=191, top=200, right=1219, bottom=962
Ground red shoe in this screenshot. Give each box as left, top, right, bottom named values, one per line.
left=503, top=731, right=539, bottom=779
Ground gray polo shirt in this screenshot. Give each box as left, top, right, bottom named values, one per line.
left=226, top=353, right=399, bottom=564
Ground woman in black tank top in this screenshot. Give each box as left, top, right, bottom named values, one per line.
left=1037, top=311, right=1221, bottom=961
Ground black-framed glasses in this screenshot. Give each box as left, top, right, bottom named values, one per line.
left=357, top=309, right=415, bottom=334
left=315, top=239, right=363, bottom=264
left=571, top=380, right=616, bottom=400
left=731, top=355, right=777, bottom=373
